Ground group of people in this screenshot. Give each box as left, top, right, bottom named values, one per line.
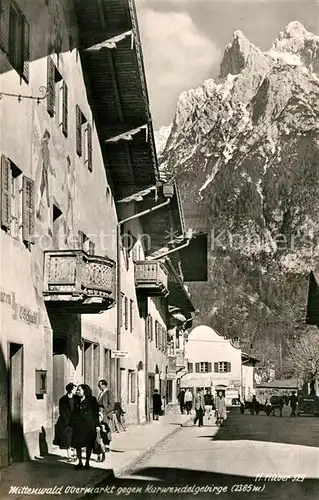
left=178, top=388, right=227, bottom=427
left=53, top=380, right=115, bottom=469
left=246, top=391, right=299, bottom=417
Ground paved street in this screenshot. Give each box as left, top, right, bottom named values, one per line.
left=91, top=409, right=319, bottom=500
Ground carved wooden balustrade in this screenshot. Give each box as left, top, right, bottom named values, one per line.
left=134, top=260, right=168, bottom=296
left=43, top=250, right=116, bottom=313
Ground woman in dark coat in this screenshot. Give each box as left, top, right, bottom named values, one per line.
left=53, top=383, right=77, bottom=461
left=70, top=384, right=99, bottom=469
left=152, top=389, right=162, bottom=420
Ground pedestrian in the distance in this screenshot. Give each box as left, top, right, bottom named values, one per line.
left=215, top=391, right=227, bottom=426
left=251, top=395, right=260, bottom=415
left=53, top=383, right=77, bottom=461
left=289, top=391, right=298, bottom=417
left=97, top=379, right=115, bottom=428
left=177, top=388, right=185, bottom=414
left=184, top=388, right=193, bottom=415
left=194, top=389, right=205, bottom=427
left=153, top=389, right=162, bottom=420
left=70, top=384, right=99, bottom=469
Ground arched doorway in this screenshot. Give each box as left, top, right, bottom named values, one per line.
left=137, top=361, right=145, bottom=424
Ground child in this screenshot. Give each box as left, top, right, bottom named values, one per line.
left=94, top=410, right=111, bottom=462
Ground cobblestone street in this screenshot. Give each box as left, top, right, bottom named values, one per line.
left=92, top=409, right=319, bottom=500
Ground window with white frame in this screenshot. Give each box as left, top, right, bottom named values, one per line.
left=127, top=370, right=136, bottom=404
left=47, top=58, right=68, bottom=136
left=214, top=361, right=231, bottom=373
left=75, top=105, right=92, bottom=171
left=195, top=362, right=212, bottom=373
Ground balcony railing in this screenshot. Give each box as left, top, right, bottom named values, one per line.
left=135, top=260, right=168, bottom=296
left=43, top=250, right=116, bottom=313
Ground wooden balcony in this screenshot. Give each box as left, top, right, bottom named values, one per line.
left=43, top=250, right=116, bottom=313
left=134, top=261, right=168, bottom=296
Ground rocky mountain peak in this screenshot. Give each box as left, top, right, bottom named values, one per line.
left=158, top=22, right=319, bottom=364
left=219, top=29, right=263, bottom=78
left=271, top=21, right=319, bottom=72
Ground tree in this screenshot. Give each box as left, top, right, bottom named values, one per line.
left=285, top=332, right=319, bottom=390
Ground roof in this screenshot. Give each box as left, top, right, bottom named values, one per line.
left=241, top=352, right=260, bottom=365
left=74, top=0, right=159, bottom=200
left=164, top=258, right=195, bottom=318
left=306, top=266, right=319, bottom=327
left=256, top=379, right=299, bottom=389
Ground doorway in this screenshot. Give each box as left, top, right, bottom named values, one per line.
left=8, top=343, right=24, bottom=464
left=137, top=361, right=144, bottom=424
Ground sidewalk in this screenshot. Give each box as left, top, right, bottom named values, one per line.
left=0, top=412, right=191, bottom=500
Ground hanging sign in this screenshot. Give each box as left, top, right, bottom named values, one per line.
left=111, top=350, right=128, bottom=358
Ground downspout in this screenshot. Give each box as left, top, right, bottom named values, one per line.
left=116, top=197, right=171, bottom=402
left=146, top=236, right=192, bottom=262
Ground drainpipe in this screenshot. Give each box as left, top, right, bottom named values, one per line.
left=116, top=197, right=172, bottom=403
left=146, top=232, right=192, bottom=262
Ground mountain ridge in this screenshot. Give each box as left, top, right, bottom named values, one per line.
left=156, top=21, right=319, bottom=368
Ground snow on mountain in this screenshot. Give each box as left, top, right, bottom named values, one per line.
left=154, top=124, right=172, bottom=157
left=159, top=21, right=319, bottom=364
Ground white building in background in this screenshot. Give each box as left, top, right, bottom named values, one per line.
left=241, top=353, right=259, bottom=401
left=181, top=325, right=242, bottom=405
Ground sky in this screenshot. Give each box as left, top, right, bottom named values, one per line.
left=135, top=0, right=319, bottom=128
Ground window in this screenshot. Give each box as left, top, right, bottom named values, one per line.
left=120, top=292, right=124, bottom=327
left=124, top=296, right=129, bottom=330
left=103, top=348, right=111, bottom=381
left=146, top=315, right=153, bottom=341
left=78, top=231, right=95, bottom=254
left=1, top=155, right=34, bottom=246
left=214, top=362, right=231, bottom=373
left=130, top=371, right=136, bottom=403
left=0, top=0, right=30, bottom=81
left=187, top=363, right=193, bottom=373
left=129, top=299, right=133, bottom=332
left=195, top=362, right=212, bottom=373
left=83, top=341, right=99, bottom=392
left=47, top=58, right=68, bottom=136
left=155, top=321, right=159, bottom=348
left=76, top=105, right=92, bottom=171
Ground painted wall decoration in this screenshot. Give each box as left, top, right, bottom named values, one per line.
left=35, top=130, right=55, bottom=235
left=62, top=156, right=75, bottom=246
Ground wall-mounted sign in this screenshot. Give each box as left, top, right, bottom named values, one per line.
left=111, top=350, right=128, bottom=358
left=1, top=289, right=40, bottom=326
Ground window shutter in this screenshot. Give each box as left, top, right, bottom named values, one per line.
left=0, top=0, right=10, bottom=54
left=214, top=362, right=219, bottom=372
left=1, top=155, right=11, bottom=230
left=22, top=176, right=35, bottom=244
left=78, top=230, right=84, bottom=249
left=150, top=316, right=153, bottom=341
left=207, top=362, right=212, bottom=372
left=130, top=299, right=133, bottom=332
left=195, top=363, right=199, bottom=373
left=118, top=292, right=123, bottom=327
left=21, top=16, right=30, bottom=82
left=131, top=372, right=136, bottom=403
left=62, top=81, right=68, bottom=137
left=87, top=123, right=92, bottom=171
left=47, top=57, right=55, bottom=116
left=187, top=363, right=193, bottom=373
left=227, top=362, right=231, bottom=372
left=124, top=296, right=128, bottom=330
left=76, top=105, right=82, bottom=156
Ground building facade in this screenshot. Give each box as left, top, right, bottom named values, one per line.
left=0, top=0, right=196, bottom=469
left=181, top=325, right=242, bottom=405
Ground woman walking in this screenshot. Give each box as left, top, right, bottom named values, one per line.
left=152, top=389, right=162, bottom=420
left=53, top=383, right=77, bottom=461
left=184, top=388, right=193, bottom=415
left=70, top=384, right=99, bottom=469
left=215, top=391, right=227, bottom=426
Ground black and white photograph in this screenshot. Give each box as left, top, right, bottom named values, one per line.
left=0, top=0, right=318, bottom=499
